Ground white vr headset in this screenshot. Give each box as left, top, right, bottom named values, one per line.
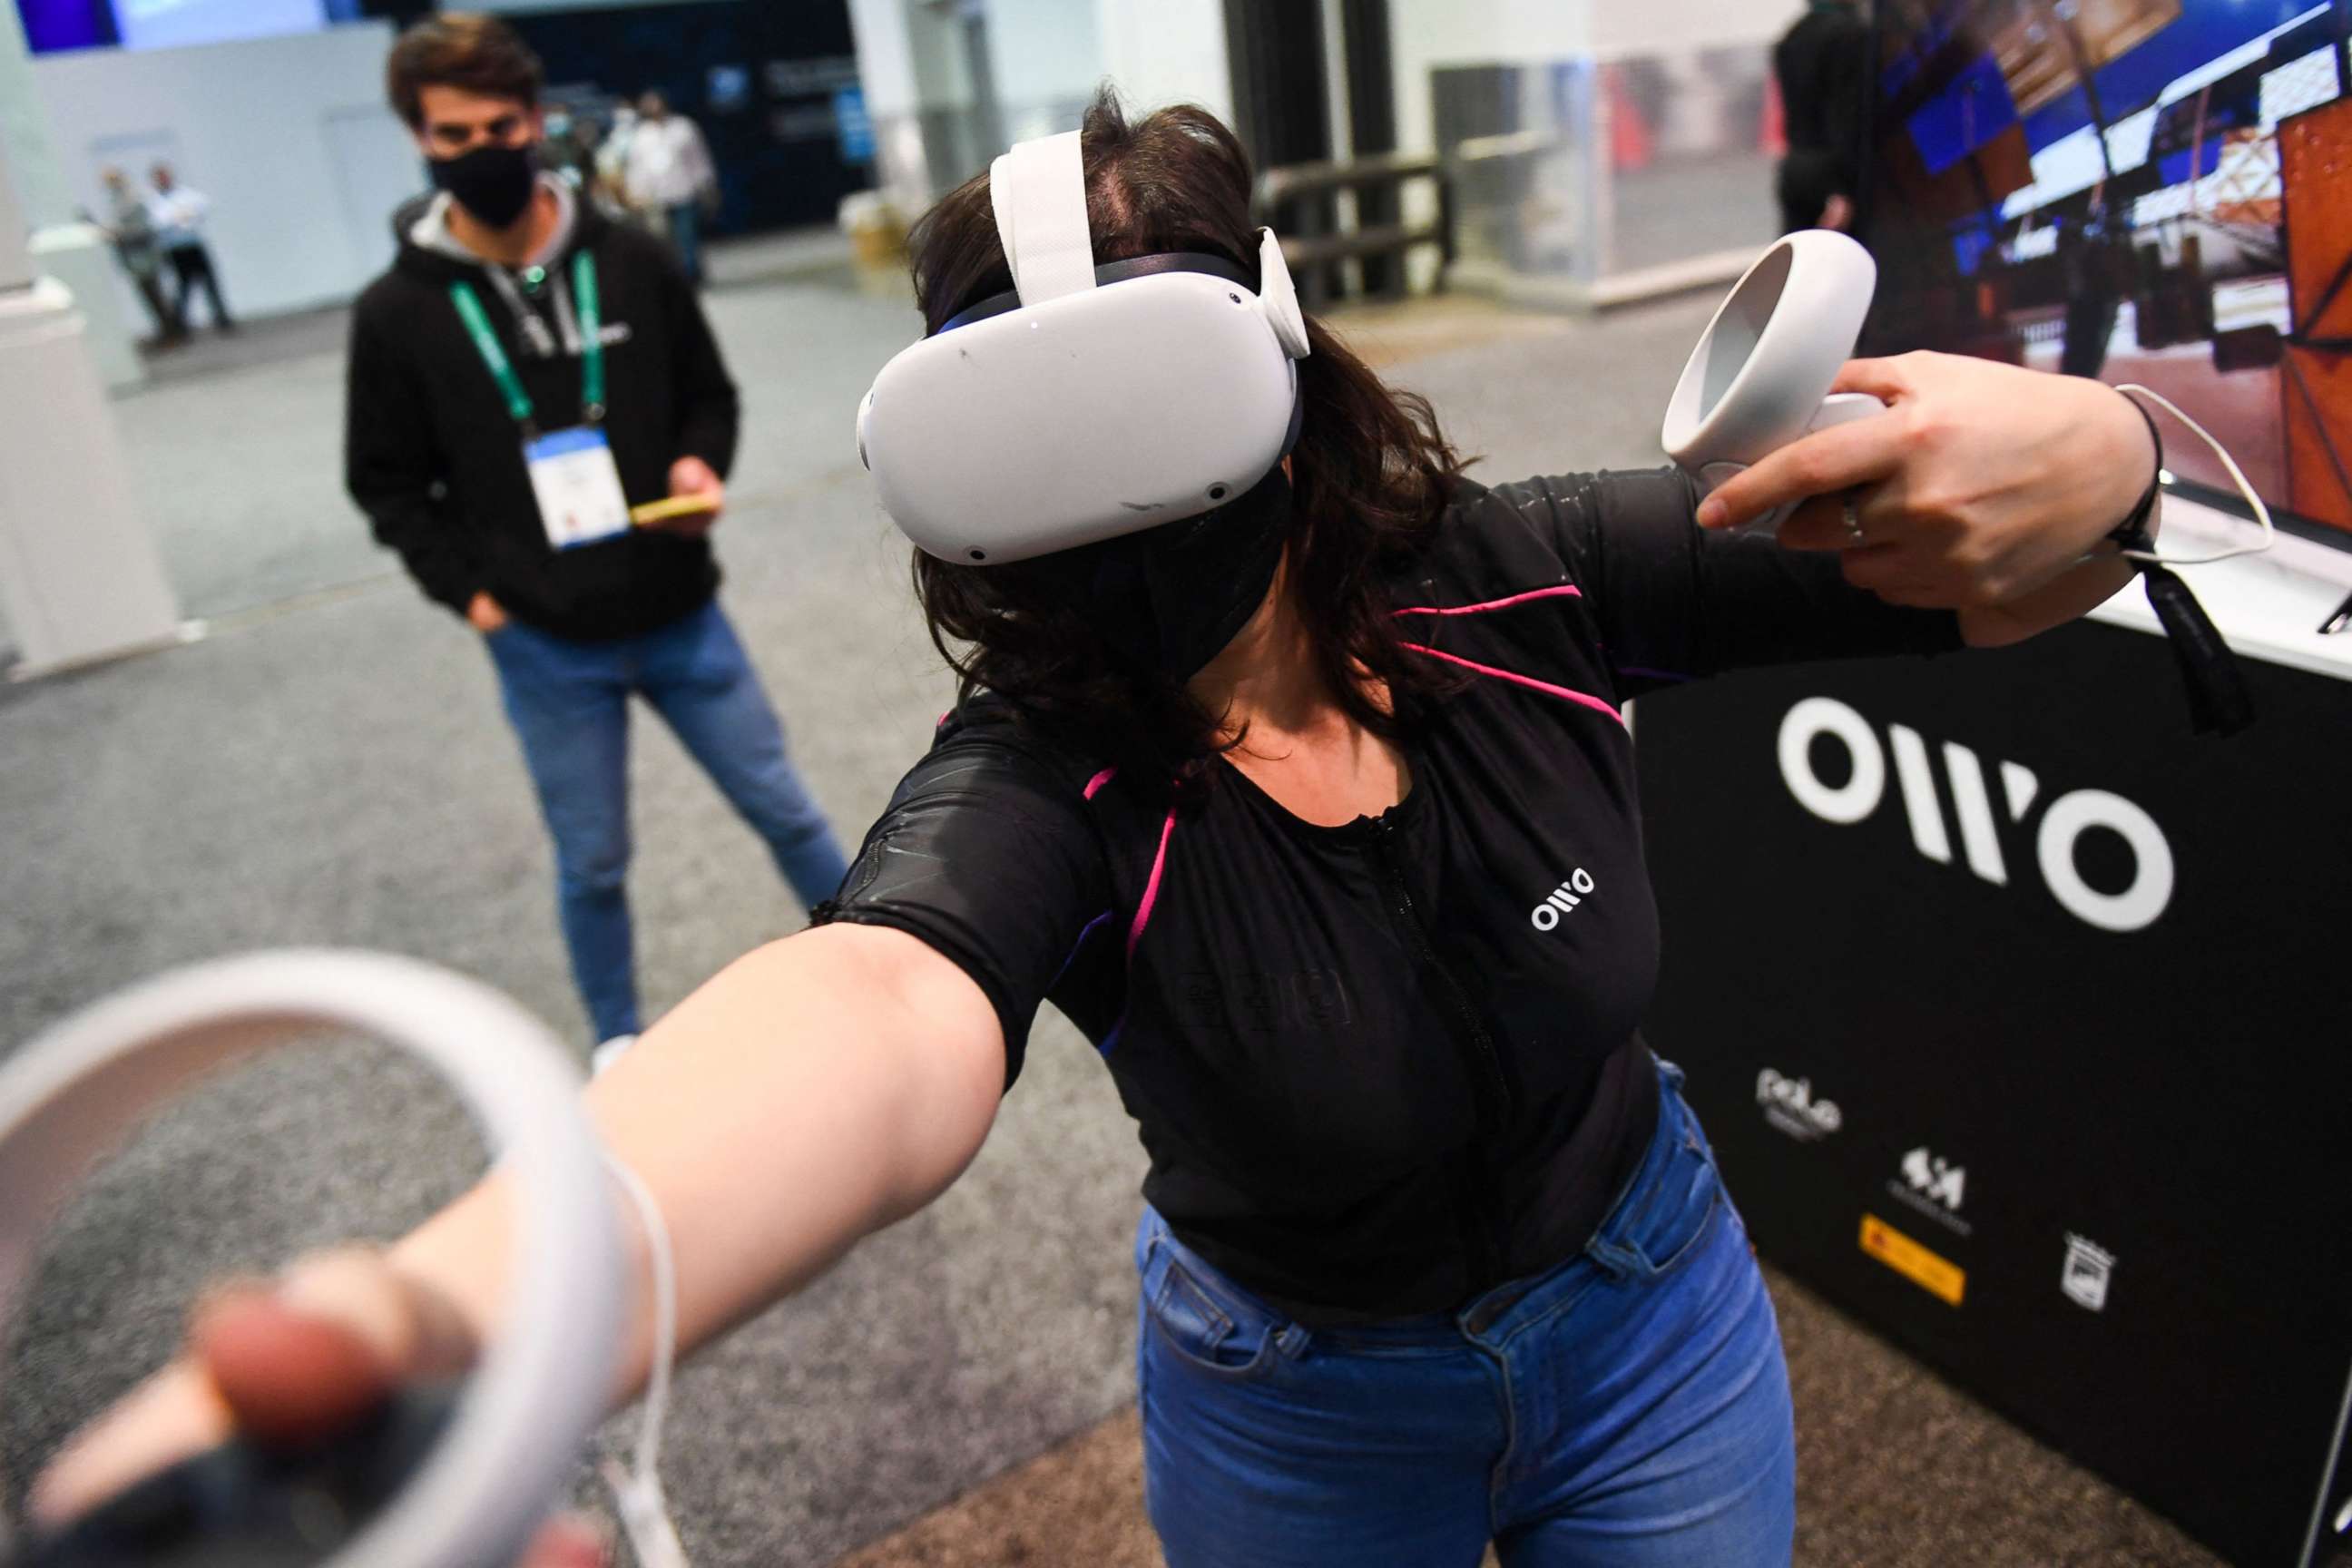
left=858, top=129, right=1314, bottom=565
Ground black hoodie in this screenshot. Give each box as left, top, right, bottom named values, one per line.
left=346, top=190, right=739, bottom=641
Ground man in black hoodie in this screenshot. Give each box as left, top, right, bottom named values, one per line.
left=348, top=15, right=848, bottom=1063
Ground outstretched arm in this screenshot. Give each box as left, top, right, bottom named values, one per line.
left=34, top=923, right=1004, bottom=1528
left=403, top=923, right=1004, bottom=1389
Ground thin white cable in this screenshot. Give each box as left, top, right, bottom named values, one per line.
left=2114, top=383, right=2277, bottom=566
left=600, top=1152, right=691, bottom=1568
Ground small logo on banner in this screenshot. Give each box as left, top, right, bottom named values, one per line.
left=1756, top=1068, right=1842, bottom=1142
left=2061, top=1233, right=2116, bottom=1312
left=1528, top=868, right=1596, bottom=931
left=1887, top=1145, right=1973, bottom=1237
left=1861, top=1213, right=1965, bottom=1306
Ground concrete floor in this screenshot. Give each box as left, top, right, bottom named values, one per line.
left=0, top=252, right=2318, bottom=1566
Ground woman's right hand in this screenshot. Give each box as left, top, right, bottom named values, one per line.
left=29, top=1249, right=606, bottom=1568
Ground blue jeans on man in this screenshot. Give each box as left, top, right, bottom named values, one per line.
left=486, top=598, right=848, bottom=1042
left=664, top=202, right=703, bottom=287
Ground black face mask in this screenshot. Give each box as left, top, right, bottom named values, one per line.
left=429, top=142, right=539, bottom=230
left=1029, top=466, right=1294, bottom=681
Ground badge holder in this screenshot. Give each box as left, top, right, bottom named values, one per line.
left=523, top=426, right=631, bottom=552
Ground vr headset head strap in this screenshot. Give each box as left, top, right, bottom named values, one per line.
left=982, top=129, right=1310, bottom=364
left=989, top=130, right=1098, bottom=307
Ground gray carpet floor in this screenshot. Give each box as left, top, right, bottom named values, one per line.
left=0, top=260, right=2328, bottom=1565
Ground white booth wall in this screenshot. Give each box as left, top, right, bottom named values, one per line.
left=1587, top=0, right=1799, bottom=57
left=1388, top=0, right=1806, bottom=302
left=29, top=22, right=426, bottom=321
left=989, top=0, right=1101, bottom=142
left=1389, top=0, right=1799, bottom=160
left=1094, top=0, right=1230, bottom=123
left=848, top=0, right=1231, bottom=208
left=1390, top=0, right=1594, bottom=165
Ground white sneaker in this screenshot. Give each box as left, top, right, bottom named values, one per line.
left=592, top=1034, right=638, bottom=1077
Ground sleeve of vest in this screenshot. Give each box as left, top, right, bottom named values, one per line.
left=1498, top=467, right=1963, bottom=691
left=812, top=727, right=1111, bottom=1092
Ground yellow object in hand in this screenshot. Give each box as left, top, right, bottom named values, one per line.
left=630, top=494, right=722, bottom=526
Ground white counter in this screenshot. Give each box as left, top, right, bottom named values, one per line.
left=2086, top=491, right=2352, bottom=685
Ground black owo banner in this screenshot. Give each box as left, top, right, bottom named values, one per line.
left=1635, top=616, right=2352, bottom=1568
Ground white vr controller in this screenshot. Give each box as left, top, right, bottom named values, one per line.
left=1662, top=230, right=1886, bottom=534
left=0, top=952, right=625, bottom=1568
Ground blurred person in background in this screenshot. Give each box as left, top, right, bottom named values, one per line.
left=95, top=165, right=184, bottom=345
left=146, top=162, right=234, bottom=333
left=345, top=15, right=849, bottom=1064
left=2057, top=185, right=2129, bottom=380
left=622, top=89, right=719, bottom=286
left=1773, top=0, right=1872, bottom=235
left=538, top=104, right=600, bottom=193
left=594, top=102, right=644, bottom=223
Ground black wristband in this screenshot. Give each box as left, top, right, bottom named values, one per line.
left=2095, top=391, right=2255, bottom=735
left=2106, top=393, right=2165, bottom=551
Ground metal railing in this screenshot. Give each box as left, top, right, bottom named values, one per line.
left=1253, top=152, right=1455, bottom=309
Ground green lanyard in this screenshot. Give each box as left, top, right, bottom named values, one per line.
left=448, top=249, right=604, bottom=435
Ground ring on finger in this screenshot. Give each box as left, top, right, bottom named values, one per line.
left=1841, top=492, right=1867, bottom=547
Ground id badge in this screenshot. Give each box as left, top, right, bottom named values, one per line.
left=525, top=427, right=632, bottom=551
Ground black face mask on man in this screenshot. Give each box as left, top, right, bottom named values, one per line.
left=430, top=142, right=540, bottom=230
left=1028, top=466, right=1295, bottom=681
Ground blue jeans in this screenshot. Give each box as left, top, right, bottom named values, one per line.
left=486, top=600, right=848, bottom=1042
left=1136, top=1060, right=1795, bottom=1567
left=665, top=202, right=703, bottom=285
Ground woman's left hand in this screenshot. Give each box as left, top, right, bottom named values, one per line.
left=1695, top=351, right=2157, bottom=646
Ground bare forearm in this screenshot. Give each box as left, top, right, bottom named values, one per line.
left=31, top=927, right=1002, bottom=1525
left=388, top=925, right=1004, bottom=1404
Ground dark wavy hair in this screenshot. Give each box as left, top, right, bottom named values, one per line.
left=910, top=91, right=1470, bottom=780
left=386, top=14, right=543, bottom=130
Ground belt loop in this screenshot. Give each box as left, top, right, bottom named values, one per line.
left=1462, top=1281, right=1530, bottom=1338
left=1582, top=1232, right=1642, bottom=1284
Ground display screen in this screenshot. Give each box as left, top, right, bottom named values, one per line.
left=460, top=0, right=710, bottom=13
left=114, top=0, right=327, bottom=50
left=15, top=0, right=328, bottom=53
left=1864, top=0, right=2352, bottom=534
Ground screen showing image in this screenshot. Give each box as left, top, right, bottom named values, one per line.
left=1865, top=0, right=2352, bottom=535
left=15, top=0, right=327, bottom=53
left=113, top=0, right=326, bottom=50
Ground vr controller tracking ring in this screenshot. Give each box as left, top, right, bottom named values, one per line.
left=0, top=951, right=627, bottom=1568
left=1661, top=230, right=1885, bottom=537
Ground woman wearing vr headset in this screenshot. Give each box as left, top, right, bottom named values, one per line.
left=38, top=96, right=2162, bottom=1567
